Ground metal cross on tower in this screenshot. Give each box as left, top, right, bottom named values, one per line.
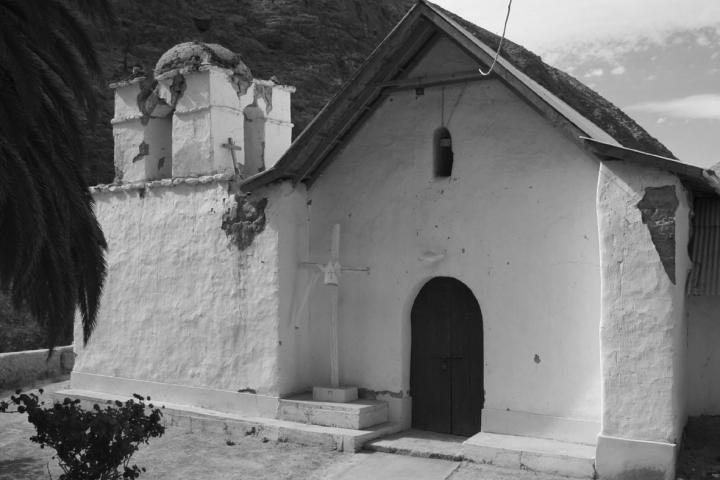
left=221, top=137, right=243, bottom=175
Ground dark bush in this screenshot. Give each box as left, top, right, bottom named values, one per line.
left=1, top=390, right=165, bottom=479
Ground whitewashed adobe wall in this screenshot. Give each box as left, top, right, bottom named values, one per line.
left=73, top=180, right=306, bottom=415
left=73, top=43, right=304, bottom=416
left=300, top=36, right=602, bottom=443
left=595, top=161, right=691, bottom=480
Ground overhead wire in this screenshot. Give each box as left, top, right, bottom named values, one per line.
left=478, top=0, right=513, bottom=76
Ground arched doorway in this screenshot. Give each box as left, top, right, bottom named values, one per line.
left=410, top=277, right=483, bottom=436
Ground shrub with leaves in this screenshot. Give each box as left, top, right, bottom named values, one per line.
left=0, top=389, right=165, bottom=479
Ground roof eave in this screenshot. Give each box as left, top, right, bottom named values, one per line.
left=581, top=137, right=720, bottom=196
left=240, top=168, right=289, bottom=193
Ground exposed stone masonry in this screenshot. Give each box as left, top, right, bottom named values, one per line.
left=637, top=186, right=679, bottom=283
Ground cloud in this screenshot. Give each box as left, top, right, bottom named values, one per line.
left=610, top=65, right=626, bottom=75
left=541, top=26, right=718, bottom=69
left=584, top=68, right=604, bottom=78
left=438, top=0, right=720, bottom=53
left=626, top=94, right=720, bottom=120
left=697, top=33, right=711, bottom=46
left=671, top=35, right=686, bottom=45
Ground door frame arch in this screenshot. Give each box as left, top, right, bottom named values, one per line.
left=408, top=275, right=484, bottom=435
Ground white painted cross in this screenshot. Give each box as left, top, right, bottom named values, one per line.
left=301, top=224, right=369, bottom=388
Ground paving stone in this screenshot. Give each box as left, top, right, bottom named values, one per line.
left=317, top=451, right=460, bottom=480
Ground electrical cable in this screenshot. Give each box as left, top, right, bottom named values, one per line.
left=445, top=82, right=468, bottom=127
left=478, top=0, right=513, bottom=76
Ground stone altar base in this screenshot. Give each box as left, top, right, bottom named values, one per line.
left=279, top=393, right=388, bottom=429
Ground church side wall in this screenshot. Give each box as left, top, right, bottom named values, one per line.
left=687, top=295, right=720, bottom=415
left=595, top=161, right=691, bottom=480
left=303, top=77, right=602, bottom=441
left=73, top=181, right=294, bottom=416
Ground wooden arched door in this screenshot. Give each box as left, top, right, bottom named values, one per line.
left=410, top=277, right=483, bottom=436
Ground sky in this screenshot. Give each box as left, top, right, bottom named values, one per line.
left=433, top=0, right=720, bottom=167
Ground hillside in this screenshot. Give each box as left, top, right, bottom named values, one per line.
left=83, top=0, right=413, bottom=184
left=83, top=0, right=675, bottom=185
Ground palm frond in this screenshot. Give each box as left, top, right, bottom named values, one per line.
left=0, top=0, right=111, bottom=349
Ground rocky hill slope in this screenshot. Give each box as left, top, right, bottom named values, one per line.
left=83, top=0, right=413, bottom=184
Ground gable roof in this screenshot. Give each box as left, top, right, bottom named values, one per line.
left=241, top=0, right=675, bottom=192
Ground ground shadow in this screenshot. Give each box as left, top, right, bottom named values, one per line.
left=676, top=415, right=720, bottom=479
left=0, top=456, right=48, bottom=479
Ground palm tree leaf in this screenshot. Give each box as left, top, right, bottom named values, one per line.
left=47, top=0, right=103, bottom=75
left=0, top=0, right=110, bottom=349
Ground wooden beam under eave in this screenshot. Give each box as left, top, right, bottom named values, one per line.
left=373, top=70, right=495, bottom=91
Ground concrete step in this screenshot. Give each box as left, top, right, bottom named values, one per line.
left=365, top=429, right=595, bottom=478
left=278, top=393, right=388, bottom=429
left=364, top=429, right=465, bottom=461
left=50, top=388, right=402, bottom=452
left=462, top=432, right=596, bottom=479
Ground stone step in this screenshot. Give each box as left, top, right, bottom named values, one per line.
left=365, top=429, right=596, bottom=478
left=462, top=432, right=596, bottom=479
left=278, top=393, right=388, bottom=429
left=50, top=389, right=402, bottom=452
left=364, top=429, right=465, bottom=461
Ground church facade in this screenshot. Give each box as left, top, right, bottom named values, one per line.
left=70, top=2, right=720, bottom=479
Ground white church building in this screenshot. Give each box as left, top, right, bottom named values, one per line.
left=67, top=2, right=720, bottom=479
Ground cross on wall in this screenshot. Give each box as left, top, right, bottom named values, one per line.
left=221, top=137, right=243, bottom=175
left=300, top=223, right=369, bottom=390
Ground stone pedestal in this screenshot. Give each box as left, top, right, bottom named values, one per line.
left=313, top=386, right=358, bottom=403
left=279, top=393, right=387, bottom=429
